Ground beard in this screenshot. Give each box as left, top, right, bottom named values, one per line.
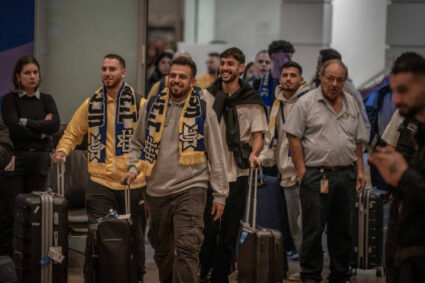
left=283, top=87, right=296, bottom=93
left=220, top=71, right=238, bottom=83
left=103, top=77, right=121, bottom=89
left=398, top=104, right=422, bottom=119
left=170, top=82, right=190, bottom=99
left=282, top=83, right=298, bottom=93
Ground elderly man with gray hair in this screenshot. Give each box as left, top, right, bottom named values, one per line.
left=284, top=59, right=368, bottom=283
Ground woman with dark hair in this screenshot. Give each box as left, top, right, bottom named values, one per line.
left=146, top=51, right=173, bottom=93
left=0, top=56, right=60, bottom=256
left=242, top=61, right=256, bottom=82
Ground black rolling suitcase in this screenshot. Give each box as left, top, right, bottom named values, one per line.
left=90, top=184, right=137, bottom=283
left=238, top=167, right=284, bottom=283
left=350, top=188, right=387, bottom=277
left=13, top=163, right=68, bottom=283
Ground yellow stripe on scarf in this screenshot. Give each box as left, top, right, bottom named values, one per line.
left=178, top=88, right=206, bottom=165
left=265, top=99, right=281, bottom=146
left=139, top=89, right=169, bottom=177
left=140, top=87, right=205, bottom=177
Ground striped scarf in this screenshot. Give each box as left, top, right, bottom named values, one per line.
left=266, top=90, right=309, bottom=149
left=140, top=87, right=205, bottom=177
left=87, top=82, right=138, bottom=163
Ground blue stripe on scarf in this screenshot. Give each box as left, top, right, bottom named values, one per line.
left=114, top=82, right=126, bottom=156
left=258, top=71, right=278, bottom=108
left=96, top=85, right=110, bottom=163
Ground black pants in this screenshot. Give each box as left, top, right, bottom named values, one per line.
left=199, top=176, right=248, bottom=283
left=83, top=180, right=146, bottom=283
left=0, top=151, right=50, bottom=256
left=385, top=198, right=401, bottom=283
left=300, top=167, right=356, bottom=283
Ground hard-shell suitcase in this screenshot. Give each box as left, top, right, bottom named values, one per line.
left=238, top=167, right=284, bottom=283
left=250, top=174, right=288, bottom=274
left=13, top=162, right=68, bottom=283
left=350, top=188, right=387, bottom=277
left=90, top=184, right=137, bottom=283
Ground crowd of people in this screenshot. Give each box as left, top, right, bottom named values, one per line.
left=0, top=38, right=424, bottom=283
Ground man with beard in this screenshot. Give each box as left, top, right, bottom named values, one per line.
left=122, top=56, right=228, bottom=283
left=284, top=59, right=368, bottom=283
left=52, top=54, right=147, bottom=282
left=199, top=47, right=268, bottom=283
left=253, top=40, right=295, bottom=110
left=259, top=61, right=310, bottom=279
left=369, top=52, right=425, bottom=283
left=197, top=52, right=220, bottom=89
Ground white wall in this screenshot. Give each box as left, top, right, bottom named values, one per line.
left=35, top=0, right=140, bottom=122
left=386, top=2, right=425, bottom=65
left=281, top=0, right=333, bottom=84
left=214, top=0, right=282, bottom=63
left=177, top=42, right=230, bottom=76
left=331, top=0, right=387, bottom=87
left=182, top=0, right=283, bottom=75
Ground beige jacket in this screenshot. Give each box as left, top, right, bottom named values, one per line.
left=259, top=81, right=310, bottom=187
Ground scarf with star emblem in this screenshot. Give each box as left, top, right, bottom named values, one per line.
left=87, top=82, right=138, bottom=163
left=140, top=87, right=205, bottom=177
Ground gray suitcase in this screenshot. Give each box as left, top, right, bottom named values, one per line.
left=350, top=188, right=387, bottom=277
left=238, top=167, right=284, bottom=283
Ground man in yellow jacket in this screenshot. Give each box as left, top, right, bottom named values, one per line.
left=52, top=54, right=146, bottom=282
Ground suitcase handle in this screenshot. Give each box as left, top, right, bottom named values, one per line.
left=56, top=161, right=65, bottom=196
left=243, top=166, right=263, bottom=230
left=125, top=184, right=131, bottom=215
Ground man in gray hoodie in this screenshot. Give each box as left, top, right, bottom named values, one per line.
left=122, top=56, right=228, bottom=283
left=259, top=61, right=309, bottom=269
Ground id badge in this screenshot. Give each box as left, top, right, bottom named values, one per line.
left=320, top=175, right=329, bottom=194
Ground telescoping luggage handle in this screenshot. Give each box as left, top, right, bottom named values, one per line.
left=243, top=165, right=264, bottom=231
left=125, top=184, right=131, bottom=216
left=39, top=192, right=54, bottom=283
left=56, top=161, right=65, bottom=196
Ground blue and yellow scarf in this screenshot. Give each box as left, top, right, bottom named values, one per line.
left=140, top=87, right=205, bottom=177
left=87, top=82, right=138, bottom=163
left=258, top=71, right=278, bottom=109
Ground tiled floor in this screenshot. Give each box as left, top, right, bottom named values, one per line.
left=68, top=242, right=386, bottom=283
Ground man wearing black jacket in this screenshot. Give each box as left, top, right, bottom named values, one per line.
left=369, top=52, right=425, bottom=283
left=199, top=47, right=268, bottom=283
